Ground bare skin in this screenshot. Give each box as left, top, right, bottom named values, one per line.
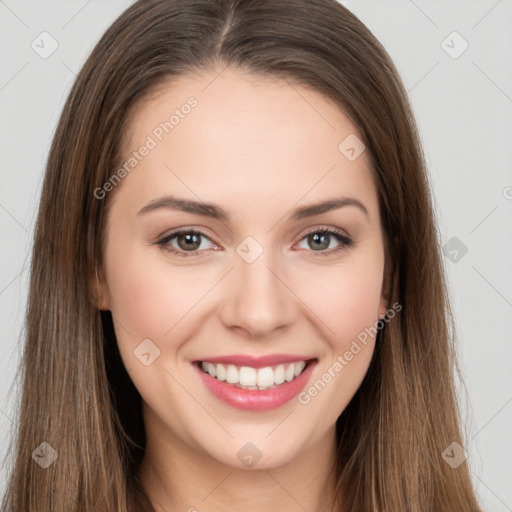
left=96, top=66, right=389, bottom=511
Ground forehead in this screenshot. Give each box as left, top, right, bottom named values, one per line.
left=116, top=67, right=379, bottom=222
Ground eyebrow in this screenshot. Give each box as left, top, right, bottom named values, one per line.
left=137, top=195, right=370, bottom=222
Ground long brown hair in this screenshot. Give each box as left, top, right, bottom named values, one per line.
left=1, top=0, right=482, bottom=510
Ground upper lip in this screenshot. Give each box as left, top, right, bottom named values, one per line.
left=194, top=354, right=316, bottom=368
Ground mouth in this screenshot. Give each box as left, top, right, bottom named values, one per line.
left=192, top=356, right=317, bottom=411
left=197, top=359, right=310, bottom=390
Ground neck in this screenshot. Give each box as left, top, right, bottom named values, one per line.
left=137, top=404, right=339, bottom=512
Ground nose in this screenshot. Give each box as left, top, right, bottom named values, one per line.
left=218, top=248, right=297, bottom=339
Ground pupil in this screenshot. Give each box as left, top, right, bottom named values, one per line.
left=178, top=233, right=200, bottom=251
left=309, top=232, right=329, bottom=250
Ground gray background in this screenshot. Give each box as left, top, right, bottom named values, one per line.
left=1, top=0, right=511, bottom=510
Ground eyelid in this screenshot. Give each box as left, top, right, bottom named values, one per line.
left=296, top=224, right=351, bottom=241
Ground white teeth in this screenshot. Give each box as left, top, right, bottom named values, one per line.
left=226, top=365, right=238, bottom=384
left=200, top=360, right=309, bottom=388
left=239, top=366, right=257, bottom=387
left=294, top=361, right=306, bottom=377
left=216, top=363, right=226, bottom=381
left=256, top=366, right=274, bottom=387
left=284, top=364, right=295, bottom=382
left=274, top=364, right=285, bottom=385
left=207, top=363, right=216, bottom=378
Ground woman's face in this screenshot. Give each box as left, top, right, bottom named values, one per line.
left=99, top=67, right=389, bottom=470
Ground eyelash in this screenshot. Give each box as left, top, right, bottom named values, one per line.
left=155, top=226, right=354, bottom=259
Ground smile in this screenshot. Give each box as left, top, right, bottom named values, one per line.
left=199, top=360, right=307, bottom=390
left=193, top=355, right=317, bottom=411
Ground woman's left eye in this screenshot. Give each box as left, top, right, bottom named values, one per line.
left=155, top=227, right=353, bottom=258
left=295, top=228, right=354, bottom=258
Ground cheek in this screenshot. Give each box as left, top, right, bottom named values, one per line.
left=103, top=246, right=201, bottom=409
left=294, top=264, right=382, bottom=418
left=105, top=243, right=208, bottom=341
left=297, top=257, right=384, bottom=348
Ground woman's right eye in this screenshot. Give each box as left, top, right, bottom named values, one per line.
left=156, top=229, right=217, bottom=257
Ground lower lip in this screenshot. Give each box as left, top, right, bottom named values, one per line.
left=194, top=360, right=317, bottom=411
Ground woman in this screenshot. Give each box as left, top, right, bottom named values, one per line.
left=1, top=0, right=483, bottom=510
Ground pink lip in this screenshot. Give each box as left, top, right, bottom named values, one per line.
left=193, top=359, right=317, bottom=411
left=196, top=353, right=312, bottom=368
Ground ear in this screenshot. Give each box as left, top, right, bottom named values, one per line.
left=90, top=264, right=110, bottom=311
left=378, top=236, right=396, bottom=319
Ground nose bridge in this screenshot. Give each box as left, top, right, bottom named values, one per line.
left=220, top=240, right=296, bottom=337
